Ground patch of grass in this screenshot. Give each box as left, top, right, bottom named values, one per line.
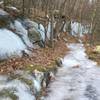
left=25, top=63, right=57, bottom=73
left=9, top=73, right=33, bottom=87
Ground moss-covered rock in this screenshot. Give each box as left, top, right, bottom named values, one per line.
left=0, top=89, right=18, bottom=100
left=28, top=28, right=42, bottom=43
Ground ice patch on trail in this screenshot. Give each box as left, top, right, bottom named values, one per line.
left=63, top=44, right=97, bottom=68
left=45, top=43, right=100, bottom=100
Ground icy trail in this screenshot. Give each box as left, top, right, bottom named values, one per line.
left=0, top=43, right=100, bottom=100
left=45, top=43, right=100, bottom=100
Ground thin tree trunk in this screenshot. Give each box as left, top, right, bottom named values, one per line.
left=22, top=0, right=25, bottom=16
left=50, top=12, right=54, bottom=48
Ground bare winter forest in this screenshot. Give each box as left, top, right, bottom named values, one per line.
left=0, top=0, right=99, bottom=100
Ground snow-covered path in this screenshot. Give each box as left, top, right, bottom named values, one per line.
left=0, top=43, right=100, bottom=100
left=45, top=43, right=100, bottom=100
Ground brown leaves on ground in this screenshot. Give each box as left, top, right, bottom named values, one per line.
left=0, top=39, right=69, bottom=74
left=0, top=32, right=81, bottom=74
left=85, top=44, right=100, bottom=65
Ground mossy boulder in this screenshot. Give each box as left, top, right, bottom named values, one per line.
left=0, top=89, right=18, bottom=100
left=28, top=28, right=42, bottom=43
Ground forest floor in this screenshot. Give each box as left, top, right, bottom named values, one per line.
left=85, top=34, right=100, bottom=65
left=0, top=33, right=70, bottom=74
left=86, top=45, right=100, bottom=65
left=0, top=32, right=99, bottom=74
left=0, top=40, right=67, bottom=74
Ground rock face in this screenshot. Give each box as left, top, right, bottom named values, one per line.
left=0, top=19, right=34, bottom=60
left=0, top=29, right=27, bottom=60
left=28, top=27, right=42, bottom=43
left=0, top=8, right=35, bottom=60
left=0, top=71, right=37, bottom=100
left=0, top=9, right=9, bottom=16
left=22, top=19, right=45, bottom=41
left=0, top=68, right=56, bottom=100
left=0, top=7, right=47, bottom=60
left=0, top=7, right=36, bottom=60
left=0, top=9, right=10, bottom=28
left=22, top=19, right=46, bottom=47
left=9, top=20, right=34, bottom=49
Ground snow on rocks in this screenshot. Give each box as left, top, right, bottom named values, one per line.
left=0, top=8, right=35, bottom=60
left=22, top=19, right=46, bottom=42
left=6, top=6, right=19, bottom=12
left=0, top=29, right=28, bottom=60
left=0, top=69, right=48, bottom=100
left=0, top=75, right=36, bottom=100
left=71, top=22, right=91, bottom=37
left=0, top=9, right=9, bottom=16
left=0, top=1, right=3, bottom=5
left=9, top=20, right=34, bottom=49
left=63, top=21, right=91, bottom=37
left=14, top=70, right=44, bottom=96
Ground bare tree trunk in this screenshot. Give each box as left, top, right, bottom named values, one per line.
left=22, top=0, right=25, bottom=16
left=89, top=0, right=98, bottom=45
left=50, top=11, right=54, bottom=48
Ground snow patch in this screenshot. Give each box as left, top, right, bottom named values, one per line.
left=0, top=29, right=27, bottom=59
left=0, top=9, right=9, bottom=16
left=10, top=20, right=33, bottom=48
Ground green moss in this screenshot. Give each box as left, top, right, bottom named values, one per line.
left=18, top=77, right=33, bottom=87
left=25, top=64, right=48, bottom=72
left=0, top=89, right=18, bottom=100
left=24, top=63, right=57, bottom=74
left=9, top=74, right=33, bottom=87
